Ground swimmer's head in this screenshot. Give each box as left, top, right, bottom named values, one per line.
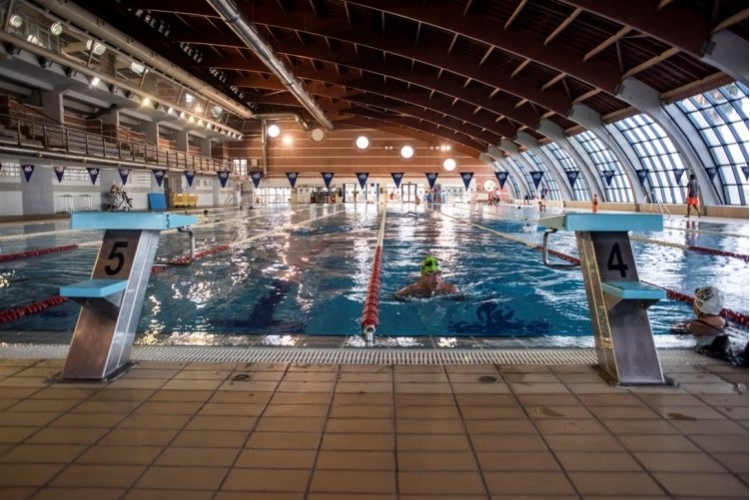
left=420, top=255, right=441, bottom=276
left=694, top=286, right=723, bottom=315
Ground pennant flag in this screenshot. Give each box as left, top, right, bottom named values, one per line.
left=356, top=172, right=369, bottom=190
left=87, top=167, right=100, bottom=185
left=53, top=166, right=65, bottom=183
left=217, top=171, right=229, bottom=188
left=251, top=171, right=262, bottom=188
left=565, top=170, right=579, bottom=190
left=635, top=169, right=649, bottom=186
left=602, top=170, right=615, bottom=187
left=286, top=171, right=298, bottom=188
left=460, top=172, right=474, bottom=190
left=153, top=169, right=166, bottom=187
left=185, top=170, right=196, bottom=187
left=672, top=168, right=685, bottom=184
left=118, top=168, right=130, bottom=185
left=22, top=164, right=34, bottom=182
left=391, top=172, right=404, bottom=189
left=742, top=166, right=748, bottom=181
left=321, top=172, right=335, bottom=189
left=425, top=172, right=438, bottom=189
left=495, top=171, right=508, bottom=189
left=705, top=166, right=717, bottom=182
left=530, top=171, right=544, bottom=189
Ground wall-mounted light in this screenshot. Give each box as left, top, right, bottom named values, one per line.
left=355, top=135, right=370, bottom=150
left=400, top=144, right=415, bottom=160
left=9, top=15, right=23, bottom=29
left=442, top=158, right=457, bottom=172
left=49, top=22, right=63, bottom=36
left=130, top=61, right=146, bottom=75
left=267, top=123, right=281, bottom=138
left=86, top=40, right=107, bottom=56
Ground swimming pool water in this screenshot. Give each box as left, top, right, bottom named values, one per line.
left=0, top=204, right=747, bottom=345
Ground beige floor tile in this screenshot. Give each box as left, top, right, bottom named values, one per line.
left=332, top=393, right=392, bottom=406
left=99, top=428, right=178, bottom=447
left=534, top=418, right=608, bottom=435
left=459, top=406, right=525, bottom=420
left=464, top=418, right=537, bottom=434
left=451, top=382, right=511, bottom=394
left=228, top=370, right=285, bottom=381
left=696, top=394, right=749, bottom=407
left=217, top=380, right=279, bottom=392
left=394, top=394, right=455, bottom=406
left=618, top=434, right=702, bottom=452
left=469, top=433, right=548, bottom=452
left=336, top=373, right=391, bottom=383
left=555, top=451, right=643, bottom=471
left=577, top=393, right=644, bottom=406
left=239, top=363, right=288, bottom=372
left=393, top=373, right=448, bottom=383
left=652, top=472, right=748, bottom=497
left=247, top=432, right=321, bottom=450
left=0, top=464, right=63, bottom=486
left=680, top=383, right=739, bottom=394
left=557, top=372, right=606, bottom=383
left=154, top=446, right=239, bottom=467
left=0, top=388, right=43, bottom=399
left=30, top=387, right=100, bottom=400
left=183, top=362, right=237, bottom=372
left=601, top=419, right=679, bottom=435
left=215, top=492, right=304, bottom=500
left=198, top=403, right=266, bottom=417
left=0, top=411, right=60, bottom=427
left=516, top=394, right=580, bottom=406
left=185, top=415, right=256, bottom=431
left=0, top=444, right=86, bottom=463
left=395, top=405, right=460, bottom=419
left=31, top=488, right=126, bottom=500
left=75, top=445, right=163, bottom=465
left=561, top=383, right=624, bottom=394
left=172, top=429, right=248, bottom=448
left=339, top=365, right=391, bottom=373
left=162, top=379, right=223, bottom=391
left=329, top=405, right=392, bottom=419
left=326, top=418, right=392, bottom=434
left=475, top=451, right=560, bottom=471
left=134, top=401, right=205, bottom=415
left=7, top=399, right=78, bottom=412
left=264, top=404, right=330, bottom=418
left=123, top=368, right=181, bottom=380
left=256, top=417, right=325, bottom=433
left=334, top=382, right=392, bottom=393
left=50, top=464, right=145, bottom=488
left=484, top=471, right=577, bottom=495
left=526, top=404, right=593, bottom=419
left=568, top=471, right=664, bottom=496
left=136, top=465, right=227, bottom=489
left=393, top=366, right=445, bottom=374
left=0, top=399, right=19, bottom=411
left=234, top=448, right=317, bottom=469
left=50, top=412, right=127, bottom=428
left=397, top=451, right=477, bottom=471
left=447, top=372, right=502, bottom=383
left=223, top=469, right=311, bottom=492
left=455, top=394, right=517, bottom=406
left=398, top=471, right=485, bottom=495
left=633, top=451, right=726, bottom=472
left=106, top=378, right=166, bottom=390
left=588, top=405, right=662, bottom=419
left=71, top=400, right=141, bottom=414
left=394, top=383, right=451, bottom=394
left=123, top=489, right=214, bottom=500
left=711, top=452, right=749, bottom=474
left=544, top=433, right=626, bottom=452
left=396, top=418, right=464, bottom=434
left=172, top=370, right=233, bottom=380
left=321, top=433, right=393, bottom=451
left=503, top=373, right=560, bottom=383
left=26, top=427, right=108, bottom=445
left=90, top=389, right=155, bottom=402
left=288, top=364, right=337, bottom=372
left=715, top=405, right=749, bottom=420
left=150, top=390, right=214, bottom=402
left=310, top=470, right=395, bottom=494
left=498, top=366, right=552, bottom=375
left=509, top=383, right=571, bottom=394
left=117, top=413, right=191, bottom=429
left=669, top=419, right=746, bottom=435
left=637, top=393, right=708, bottom=407
left=307, top=494, right=392, bottom=500
left=271, top=393, right=331, bottom=405
left=654, top=405, right=729, bottom=420
left=283, top=372, right=337, bottom=382
left=315, top=450, right=395, bottom=470
left=277, top=381, right=334, bottom=393
left=0, top=377, right=52, bottom=388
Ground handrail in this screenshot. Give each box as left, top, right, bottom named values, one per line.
left=0, top=112, right=234, bottom=173
left=646, top=190, right=671, bottom=218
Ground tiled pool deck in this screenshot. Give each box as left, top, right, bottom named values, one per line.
left=0, top=356, right=746, bottom=499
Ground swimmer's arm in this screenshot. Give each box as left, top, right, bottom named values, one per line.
left=394, top=285, right=416, bottom=298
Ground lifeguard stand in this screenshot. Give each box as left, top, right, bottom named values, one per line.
left=59, top=212, right=196, bottom=381
left=540, top=213, right=669, bottom=386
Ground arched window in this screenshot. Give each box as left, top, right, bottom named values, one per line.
left=542, top=142, right=591, bottom=201
left=522, top=151, right=560, bottom=200
left=572, top=131, right=633, bottom=203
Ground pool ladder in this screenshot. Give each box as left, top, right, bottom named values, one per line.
left=646, top=190, right=670, bottom=218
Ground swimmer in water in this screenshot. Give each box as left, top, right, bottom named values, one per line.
left=394, top=255, right=459, bottom=299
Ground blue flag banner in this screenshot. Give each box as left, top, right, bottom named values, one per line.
left=356, top=172, right=369, bottom=190
left=391, top=172, right=404, bottom=189
left=602, top=170, right=615, bottom=187
left=118, top=168, right=129, bottom=185
left=22, top=164, right=34, bottom=182
left=87, top=167, right=100, bottom=185
left=705, top=166, right=717, bottom=182
left=251, top=171, right=262, bottom=188
left=460, top=172, right=474, bottom=190
left=286, top=172, right=298, bottom=188
left=218, top=171, right=229, bottom=188
left=185, top=170, right=196, bottom=187
left=495, top=171, right=508, bottom=189
left=742, top=166, right=749, bottom=181
left=566, top=170, right=579, bottom=190
left=53, top=166, right=65, bottom=183
left=425, top=172, right=438, bottom=189
left=153, top=169, right=166, bottom=187
left=530, top=171, right=543, bottom=189
left=321, top=172, right=334, bottom=189
left=672, top=168, right=685, bottom=184
left=635, top=169, right=649, bottom=186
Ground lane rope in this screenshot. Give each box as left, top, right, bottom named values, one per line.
left=361, top=208, right=387, bottom=340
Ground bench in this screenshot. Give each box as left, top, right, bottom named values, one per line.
left=60, top=278, right=128, bottom=299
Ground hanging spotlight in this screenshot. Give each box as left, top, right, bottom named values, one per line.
left=89, top=76, right=100, bottom=87
left=49, top=22, right=63, bottom=36
left=85, top=40, right=107, bottom=56
left=130, top=61, right=146, bottom=75
left=9, top=15, right=23, bottom=29
left=267, top=123, right=280, bottom=138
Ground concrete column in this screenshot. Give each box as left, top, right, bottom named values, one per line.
left=136, top=121, right=159, bottom=145
left=198, top=137, right=212, bottom=157
left=175, top=131, right=189, bottom=152
left=516, top=131, right=572, bottom=199
left=702, top=30, right=748, bottom=86
left=20, top=164, right=54, bottom=215
left=40, top=90, right=65, bottom=124
left=537, top=119, right=601, bottom=197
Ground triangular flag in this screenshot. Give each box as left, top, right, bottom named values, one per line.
left=185, top=170, right=196, bottom=187
left=566, top=170, right=579, bottom=190
left=460, top=172, right=474, bottom=190
left=495, top=171, right=508, bottom=189
left=118, top=168, right=130, bottom=185
left=53, top=166, right=65, bottom=183
left=286, top=172, right=298, bottom=188
left=153, top=169, right=166, bottom=187
left=530, top=171, right=543, bottom=189
left=391, top=172, right=404, bottom=189
left=22, top=164, right=34, bottom=182
left=87, top=167, right=100, bottom=185
left=251, top=171, right=262, bottom=188
left=705, top=167, right=717, bottom=182
left=635, top=169, right=649, bottom=186
left=672, top=168, right=685, bottom=184
left=742, top=166, right=748, bottom=181
left=425, top=172, right=438, bottom=189
left=217, top=171, right=229, bottom=188
left=602, top=170, right=615, bottom=187
left=356, top=172, right=369, bottom=190
left=321, top=172, right=334, bottom=189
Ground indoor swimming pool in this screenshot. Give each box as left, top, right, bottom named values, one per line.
left=0, top=204, right=747, bottom=348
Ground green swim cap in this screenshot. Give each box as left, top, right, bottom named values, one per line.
left=421, top=256, right=441, bottom=276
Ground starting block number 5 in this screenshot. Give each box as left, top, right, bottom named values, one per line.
left=94, top=232, right=140, bottom=279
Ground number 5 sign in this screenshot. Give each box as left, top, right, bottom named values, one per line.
left=92, top=231, right=139, bottom=279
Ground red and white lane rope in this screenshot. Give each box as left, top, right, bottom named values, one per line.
left=360, top=209, right=388, bottom=342
left=0, top=244, right=79, bottom=263
left=630, top=235, right=748, bottom=262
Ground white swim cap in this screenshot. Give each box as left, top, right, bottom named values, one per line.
left=694, top=286, right=723, bottom=315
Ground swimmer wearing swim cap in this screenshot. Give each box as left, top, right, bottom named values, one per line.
left=395, top=255, right=459, bottom=298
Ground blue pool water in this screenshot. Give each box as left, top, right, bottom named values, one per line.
left=0, top=204, right=747, bottom=346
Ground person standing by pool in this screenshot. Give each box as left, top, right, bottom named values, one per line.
left=395, top=255, right=459, bottom=298
left=685, top=173, right=701, bottom=218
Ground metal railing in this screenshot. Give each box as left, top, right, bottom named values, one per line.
left=0, top=112, right=232, bottom=173
left=645, top=190, right=671, bottom=218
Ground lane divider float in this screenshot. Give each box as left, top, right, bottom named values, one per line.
left=361, top=209, right=387, bottom=343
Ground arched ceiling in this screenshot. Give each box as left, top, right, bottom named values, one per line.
left=70, top=0, right=748, bottom=158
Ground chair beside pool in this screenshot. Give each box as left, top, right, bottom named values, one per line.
left=540, top=213, right=670, bottom=386
left=59, top=212, right=197, bottom=381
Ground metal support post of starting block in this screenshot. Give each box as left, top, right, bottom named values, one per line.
left=540, top=213, right=671, bottom=386
left=59, top=212, right=196, bottom=381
